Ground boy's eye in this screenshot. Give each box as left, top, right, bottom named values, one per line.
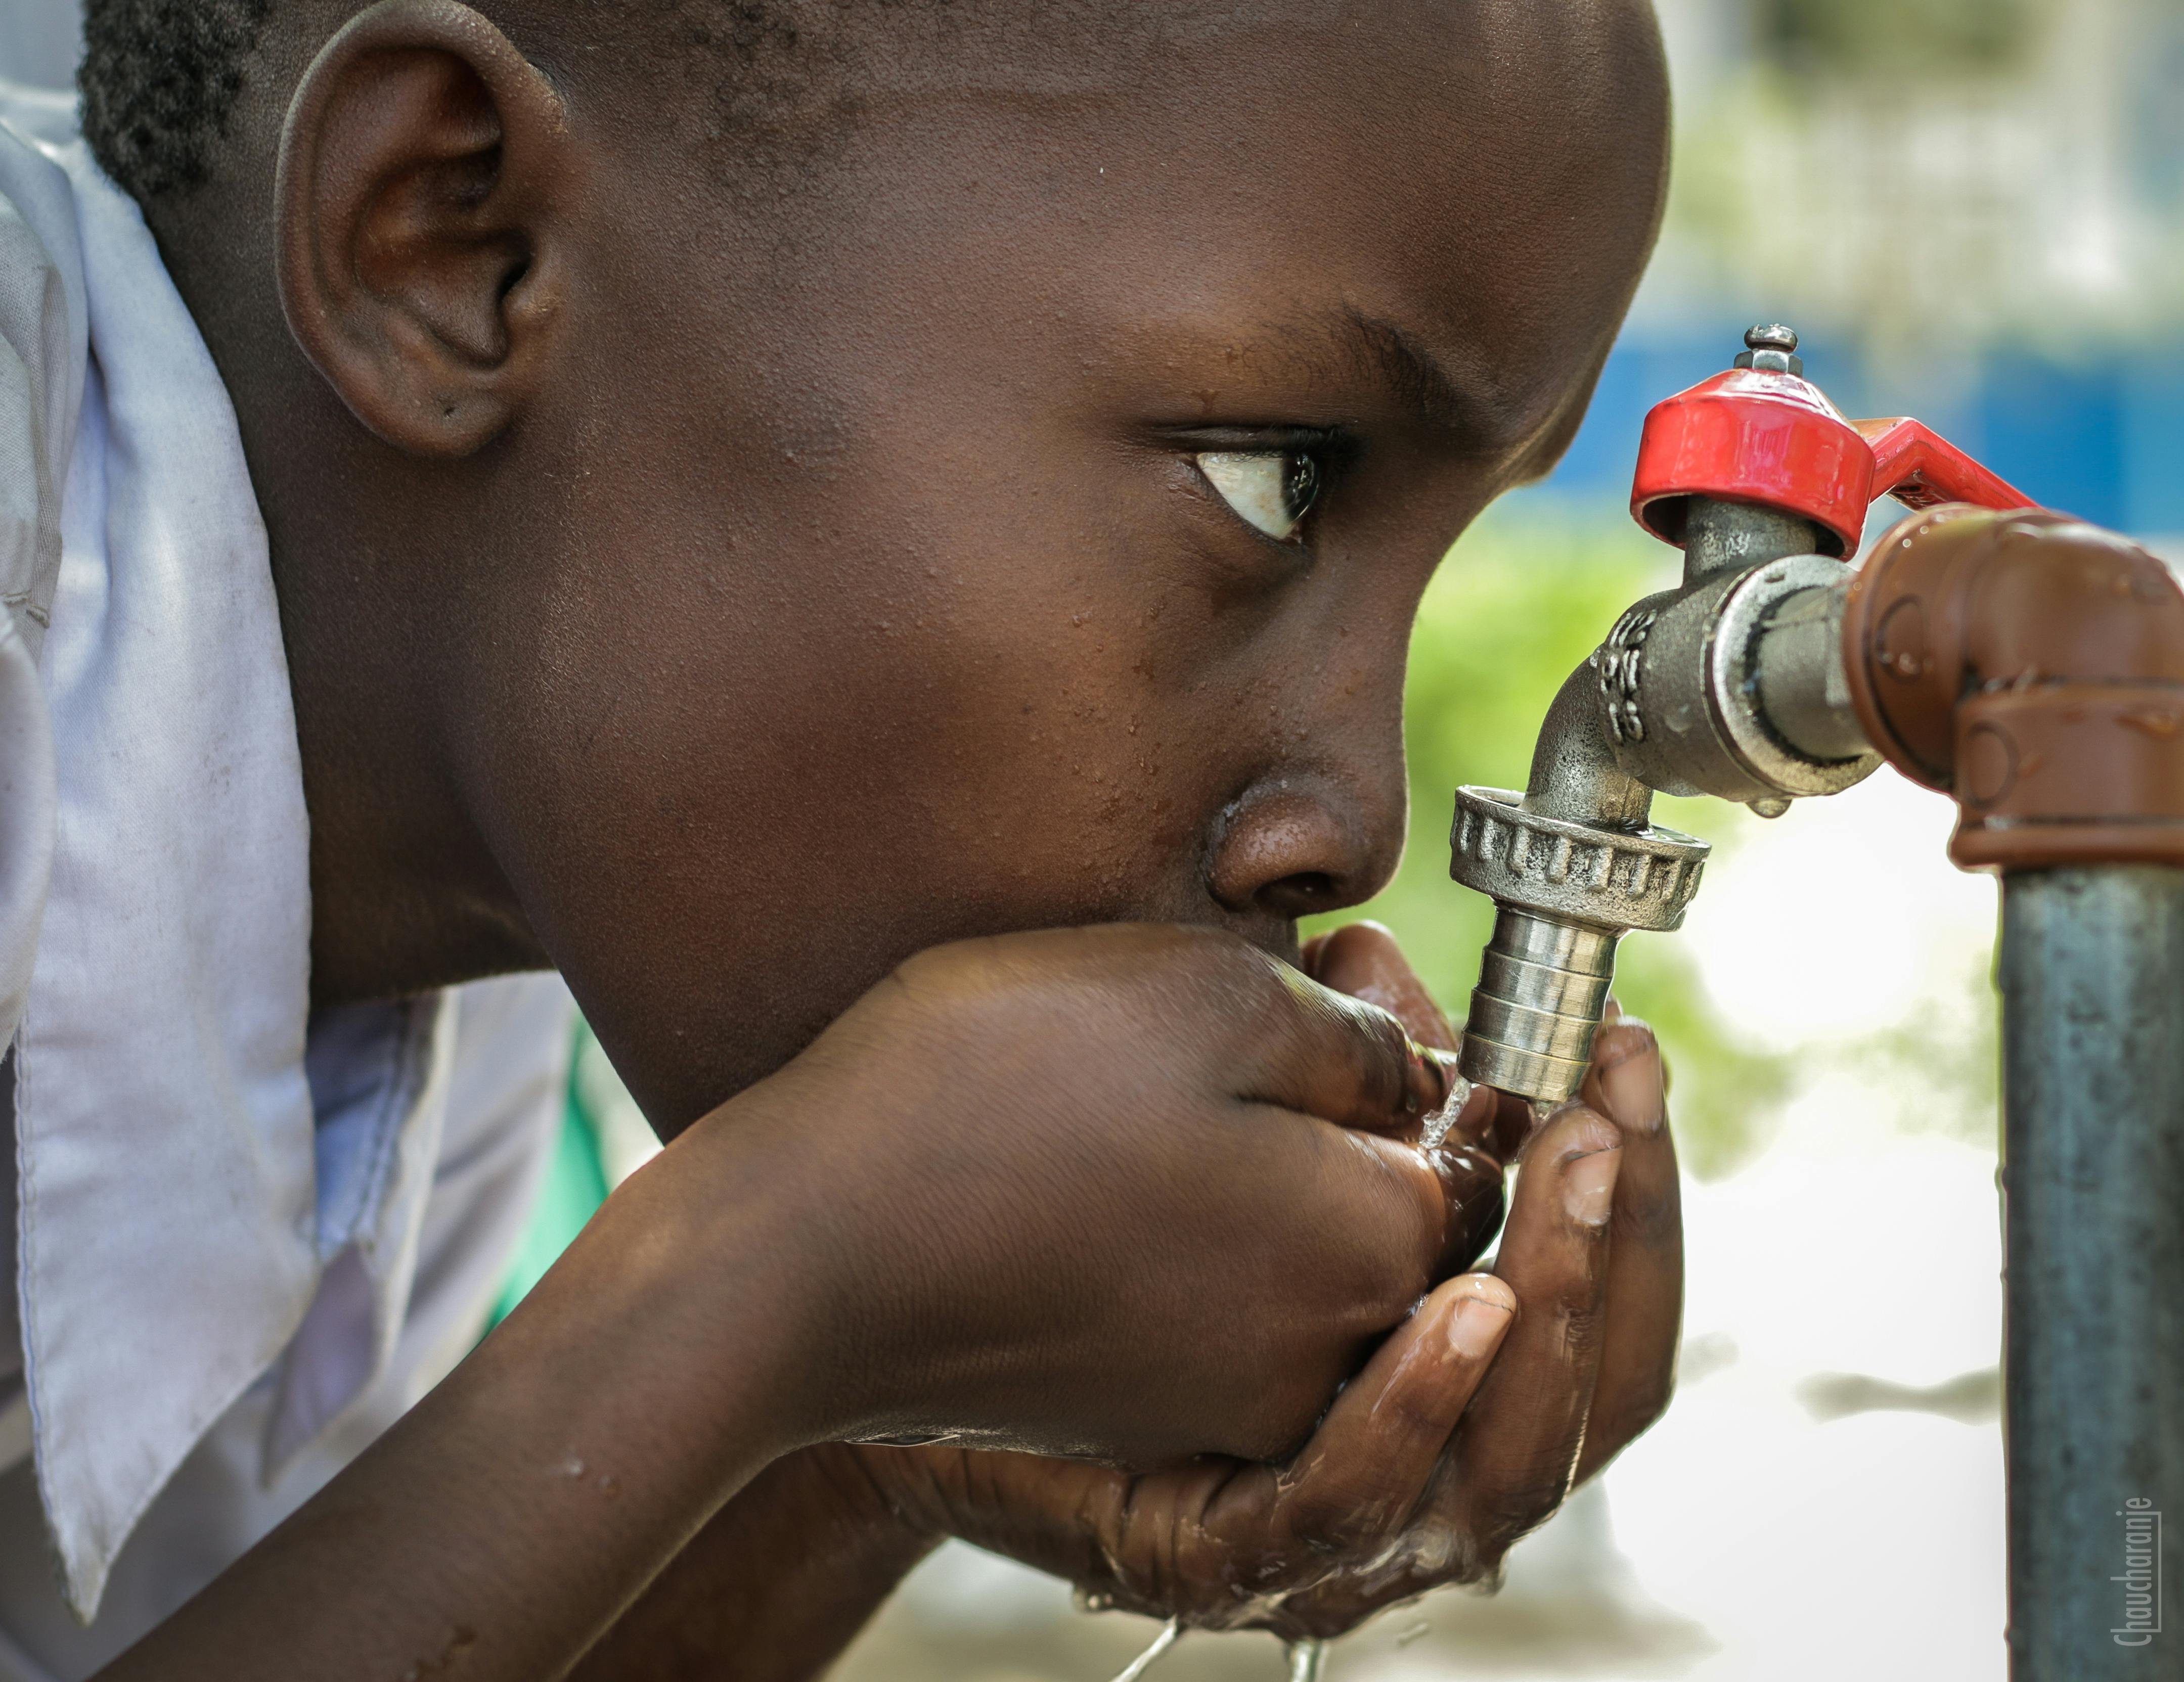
left=1195, top=450, right=1323, bottom=543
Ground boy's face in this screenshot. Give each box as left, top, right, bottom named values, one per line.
left=455, top=0, right=1668, bottom=1126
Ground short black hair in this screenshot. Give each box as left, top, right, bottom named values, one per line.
left=77, top=1, right=1213, bottom=221
left=80, top=0, right=278, bottom=203
left=76, top=0, right=966, bottom=208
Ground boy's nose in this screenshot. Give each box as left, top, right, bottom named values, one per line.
left=1205, top=780, right=1404, bottom=921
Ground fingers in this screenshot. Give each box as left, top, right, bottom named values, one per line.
left=1246, top=1274, right=1514, bottom=1554
left=1427, top=1142, right=1509, bottom=1277
left=1306, top=922, right=1458, bottom=1051
left=971, top=1279, right=1519, bottom=1629
left=1248, top=965, right=1454, bottom=1137
left=1440, top=1104, right=1621, bottom=1554
left=1306, top=922, right=1507, bottom=1156
left=1572, top=1018, right=1682, bottom=1482
left=1479, top=1086, right=1537, bottom=1162
left=1227, top=1158, right=1607, bottom=1642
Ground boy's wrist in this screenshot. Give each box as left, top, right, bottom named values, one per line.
left=494, top=1090, right=853, bottom=1483
left=645, top=1063, right=955, bottom=1452
left=637, top=1090, right=869, bottom=1453
left=567, top=1445, right=943, bottom=1681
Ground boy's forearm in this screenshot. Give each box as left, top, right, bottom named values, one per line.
left=96, top=1134, right=831, bottom=1682
left=567, top=1446, right=942, bottom=1681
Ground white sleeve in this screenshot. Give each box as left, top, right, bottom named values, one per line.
left=0, top=113, right=84, bottom=1057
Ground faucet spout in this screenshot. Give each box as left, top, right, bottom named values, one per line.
left=1522, top=657, right=1654, bottom=831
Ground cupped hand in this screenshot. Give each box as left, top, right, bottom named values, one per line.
left=837, top=923, right=1683, bottom=1639
left=717, top=923, right=1506, bottom=1467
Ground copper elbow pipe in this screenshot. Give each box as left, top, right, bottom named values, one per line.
left=1842, top=506, right=2184, bottom=871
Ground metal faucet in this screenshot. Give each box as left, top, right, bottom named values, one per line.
left=1449, top=324, right=2184, bottom=1679
left=1455, top=324, right=1995, bottom=1103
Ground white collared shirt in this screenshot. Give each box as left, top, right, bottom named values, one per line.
left=0, top=88, right=575, bottom=1679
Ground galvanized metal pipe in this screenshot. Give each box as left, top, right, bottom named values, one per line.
left=1999, top=865, right=2184, bottom=1676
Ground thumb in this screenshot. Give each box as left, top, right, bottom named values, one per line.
left=1307, top=922, right=1509, bottom=1149
left=1245, top=967, right=1456, bottom=1137
left=1307, top=922, right=1457, bottom=1051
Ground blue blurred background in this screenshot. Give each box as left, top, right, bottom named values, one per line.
left=1550, top=0, right=2184, bottom=543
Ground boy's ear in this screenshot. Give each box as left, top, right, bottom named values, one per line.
left=275, top=0, right=576, bottom=456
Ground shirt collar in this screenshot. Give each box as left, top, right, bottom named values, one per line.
left=0, top=111, right=444, bottom=1621
left=0, top=86, right=82, bottom=1060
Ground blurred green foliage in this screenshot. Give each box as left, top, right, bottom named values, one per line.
left=1759, top=0, right=2036, bottom=80
left=1304, top=508, right=1795, bottom=1179
left=1853, top=948, right=2003, bottom=1150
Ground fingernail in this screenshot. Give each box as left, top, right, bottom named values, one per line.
left=1449, top=1288, right=1515, bottom=1359
left=1596, top=1022, right=1666, bottom=1137
left=1563, top=1145, right=1621, bottom=1225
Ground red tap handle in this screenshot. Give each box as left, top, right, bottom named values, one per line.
left=1631, top=359, right=2038, bottom=556
left=1853, top=418, right=2033, bottom=515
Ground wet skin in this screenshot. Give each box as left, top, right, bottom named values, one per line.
left=107, top=1, right=1680, bottom=1676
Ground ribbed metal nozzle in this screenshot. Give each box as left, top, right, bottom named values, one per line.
left=1459, top=910, right=1621, bottom=1102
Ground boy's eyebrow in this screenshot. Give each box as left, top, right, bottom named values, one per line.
left=1335, top=306, right=1503, bottom=447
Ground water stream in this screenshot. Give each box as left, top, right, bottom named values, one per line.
left=1103, top=1622, right=1330, bottom=1682
left=1106, top=1618, right=1181, bottom=1681
left=1420, top=1073, right=1473, bottom=1149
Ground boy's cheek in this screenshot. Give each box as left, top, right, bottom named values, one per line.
left=505, top=592, right=1247, bottom=1123
left=518, top=521, right=1394, bottom=1129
